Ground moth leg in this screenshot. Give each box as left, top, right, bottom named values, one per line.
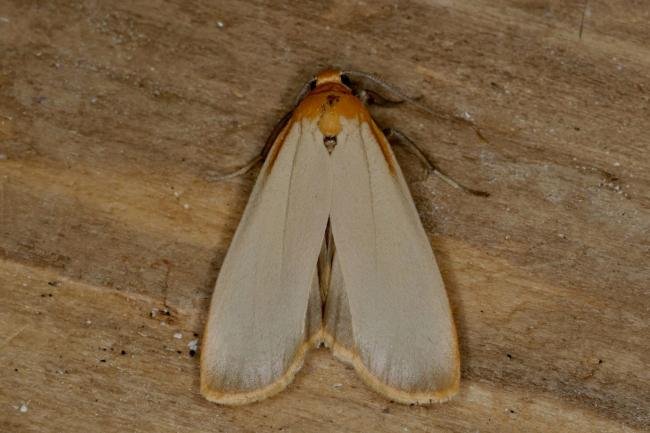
left=383, top=127, right=490, bottom=197
left=208, top=156, right=262, bottom=181
left=209, top=109, right=294, bottom=181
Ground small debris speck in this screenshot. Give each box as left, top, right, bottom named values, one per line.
left=173, top=332, right=183, bottom=339
left=120, top=350, right=127, bottom=355
left=19, top=403, right=28, bottom=413
left=183, top=203, right=190, bottom=210
left=216, top=21, right=224, bottom=28
left=332, top=383, right=343, bottom=389
left=150, top=308, right=159, bottom=318
left=85, top=320, right=92, bottom=325
left=90, top=96, right=98, bottom=104
left=188, top=339, right=199, bottom=357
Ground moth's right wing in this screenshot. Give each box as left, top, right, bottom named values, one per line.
left=326, top=118, right=460, bottom=404
left=201, top=119, right=331, bottom=405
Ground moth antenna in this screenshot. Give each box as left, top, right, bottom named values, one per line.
left=343, top=70, right=438, bottom=116
left=344, top=70, right=490, bottom=144
left=294, top=78, right=316, bottom=106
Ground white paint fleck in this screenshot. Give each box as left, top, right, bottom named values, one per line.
left=183, top=203, right=190, bottom=210
left=188, top=339, right=198, bottom=351
left=332, top=383, right=343, bottom=389
left=174, top=332, right=183, bottom=339
left=216, top=21, right=224, bottom=28
left=19, top=403, right=28, bottom=413
left=613, top=161, right=620, bottom=167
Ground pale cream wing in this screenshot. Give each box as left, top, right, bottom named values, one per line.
left=201, top=119, right=331, bottom=404
left=327, top=118, right=460, bottom=404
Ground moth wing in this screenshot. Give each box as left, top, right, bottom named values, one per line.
left=327, top=118, right=460, bottom=404
left=201, top=119, right=331, bottom=404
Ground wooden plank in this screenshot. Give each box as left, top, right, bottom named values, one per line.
left=0, top=0, right=648, bottom=431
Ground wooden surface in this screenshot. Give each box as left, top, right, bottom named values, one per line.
left=1, top=1, right=648, bottom=431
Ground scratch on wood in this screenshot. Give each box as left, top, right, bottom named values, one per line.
left=0, top=325, right=27, bottom=350
left=579, top=0, right=590, bottom=40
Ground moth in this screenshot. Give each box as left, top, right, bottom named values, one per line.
left=201, top=69, right=466, bottom=405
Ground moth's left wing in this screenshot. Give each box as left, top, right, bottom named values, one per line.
left=201, top=119, right=331, bottom=404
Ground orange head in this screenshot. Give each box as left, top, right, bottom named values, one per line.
left=267, top=69, right=395, bottom=174
left=293, top=69, right=366, bottom=138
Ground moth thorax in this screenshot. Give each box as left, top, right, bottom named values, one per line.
left=323, top=136, right=337, bottom=153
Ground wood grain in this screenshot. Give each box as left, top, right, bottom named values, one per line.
left=0, top=1, right=648, bottom=431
